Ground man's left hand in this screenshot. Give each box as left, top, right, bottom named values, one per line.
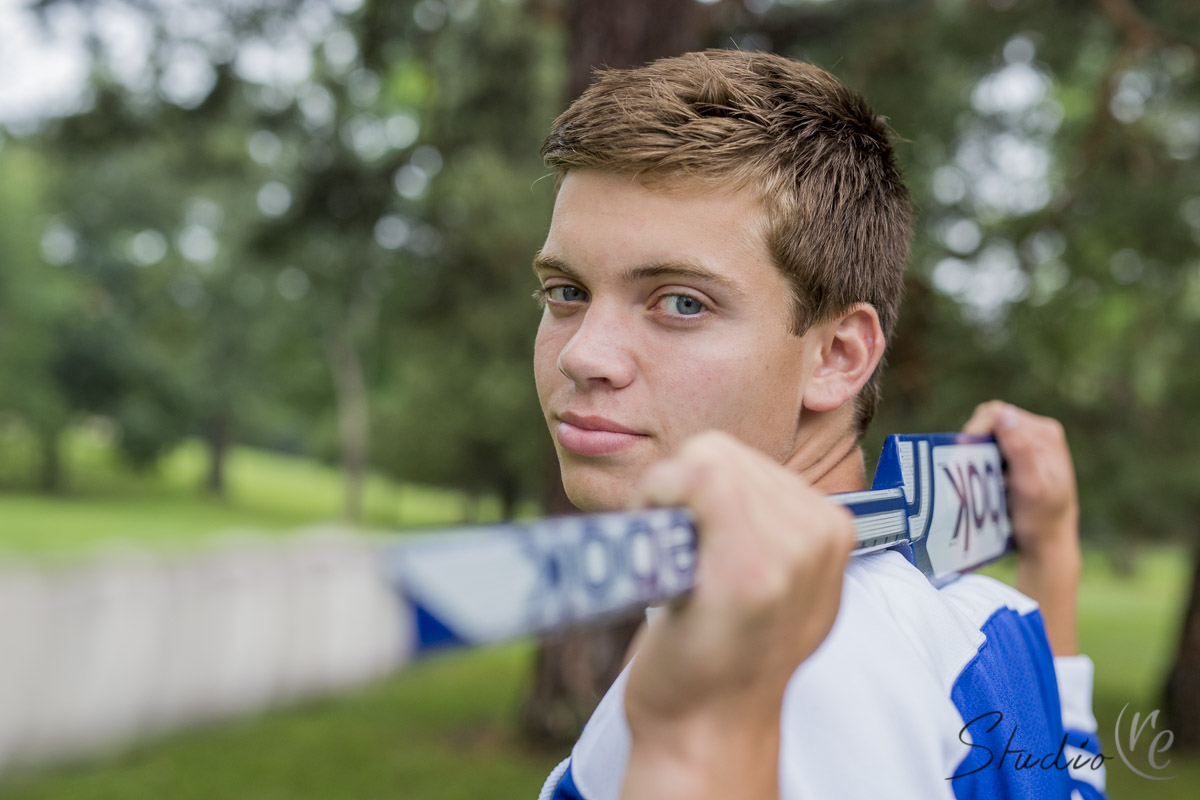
left=962, top=400, right=1081, bottom=655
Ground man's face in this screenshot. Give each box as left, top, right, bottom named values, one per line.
left=533, top=170, right=817, bottom=511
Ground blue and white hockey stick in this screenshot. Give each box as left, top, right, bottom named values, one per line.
left=382, top=434, right=1013, bottom=657
left=0, top=434, right=1014, bottom=777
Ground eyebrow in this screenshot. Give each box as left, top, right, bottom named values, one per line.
left=531, top=252, right=747, bottom=297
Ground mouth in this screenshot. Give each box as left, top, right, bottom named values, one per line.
left=555, top=412, right=649, bottom=457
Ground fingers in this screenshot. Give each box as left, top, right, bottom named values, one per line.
left=621, top=430, right=857, bottom=742
left=633, top=431, right=759, bottom=526
left=962, top=401, right=1078, bottom=558
left=634, top=431, right=837, bottom=532
left=962, top=399, right=1020, bottom=437
left=633, top=431, right=855, bottom=583
left=962, top=400, right=1069, bottom=462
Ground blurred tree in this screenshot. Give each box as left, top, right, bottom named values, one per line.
left=29, top=69, right=299, bottom=494
left=303, top=0, right=562, bottom=521
left=0, top=145, right=80, bottom=490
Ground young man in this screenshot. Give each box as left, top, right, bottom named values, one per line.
left=532, top=51, right=1107, bottom=800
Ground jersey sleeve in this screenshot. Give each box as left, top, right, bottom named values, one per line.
left=1054, top=654, right=1109, bottom=800
left=538, top=757, right=581, bottom=800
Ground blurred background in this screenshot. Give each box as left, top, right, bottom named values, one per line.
left=0, top=0, right=1198, bottom=797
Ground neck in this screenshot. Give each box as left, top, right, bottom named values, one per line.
left=781, top=410, right=868, bottom=494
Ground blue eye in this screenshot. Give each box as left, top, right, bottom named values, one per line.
left=547, top=285, right=587, bottom=302
left=662, top=294, right=706, bottom=316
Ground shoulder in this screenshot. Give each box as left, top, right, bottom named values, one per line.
left=774, top=550, right=993, bottom=798
left=817, top=549, right=1010, bottom=689
left=814, top=551, right=1056, bottom=714
left=937, top=570, right=1040, bottom=624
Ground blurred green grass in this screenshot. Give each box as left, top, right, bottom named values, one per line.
left=0, top=645, right=561, bottom=800
left=981, top=552, right=1200, bottom=798
left=0, top=424, right=533, bottom=558
left=1, top=429, right=1198, bottom=798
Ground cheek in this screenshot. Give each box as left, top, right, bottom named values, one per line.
left=533, top=319, right=564, bottom=399
left=656, top=333, right=806, bottom=438
left=648, top=343, right=759, bottom=433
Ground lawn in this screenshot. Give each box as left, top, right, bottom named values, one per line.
left=982, top=552, right=1200, bottom=798
left=0, top=427, right=528, bottom=558
left=1, top=430, right=1197, bottom=798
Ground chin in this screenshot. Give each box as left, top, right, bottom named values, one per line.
left=560, top=467, right=634, bottom=513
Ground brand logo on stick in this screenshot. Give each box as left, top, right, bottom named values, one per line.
left=925, top=443, right=1010, bottom=576
left=521, top=512, right=694, bottom=627
left=940, top=459, right=1005, bottom=552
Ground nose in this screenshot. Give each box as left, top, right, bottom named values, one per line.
left=556, top=303, right=637, bottom=390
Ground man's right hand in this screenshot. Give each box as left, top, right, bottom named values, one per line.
left=619, top=431, right=856, bottom=800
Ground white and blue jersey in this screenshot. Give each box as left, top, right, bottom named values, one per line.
left=538, top=549, right=1108, bottom=800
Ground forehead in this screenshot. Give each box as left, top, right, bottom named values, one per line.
left=539, top=170, right=776, bottom=286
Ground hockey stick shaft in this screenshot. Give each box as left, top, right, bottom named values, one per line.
left=384, top=433, right=1013, bottom=656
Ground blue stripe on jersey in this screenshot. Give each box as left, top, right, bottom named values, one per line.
left=948, top=607, right=1072, bottom=800
left=551, top=761, right=586, bottom=800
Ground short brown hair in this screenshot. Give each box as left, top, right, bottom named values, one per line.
left=542, top=49, right=912, bottom=437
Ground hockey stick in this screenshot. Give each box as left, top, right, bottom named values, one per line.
left=383, top=433, right=1013, bottom=659
left=0, top=433, right=1010, bottom=775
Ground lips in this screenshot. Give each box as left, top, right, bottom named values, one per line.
left=555, top=412, right=648, bottom=457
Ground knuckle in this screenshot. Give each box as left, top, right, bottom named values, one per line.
left=1001, top=425, right=1034, bottom=452
left=801, top=507, right=854, bottom=560
left=679, top=430, right=736, bottom=462
left=685, top=459, right=720, bottom=494
left=754, top=569, right=792, bottom=607
left=826, top=513, right=857, bottom=557
left=704, top=470, right=743, bottom=508
left=777, top=544, right=813, bottom=592
left=835, top=509, right=857, bottom=545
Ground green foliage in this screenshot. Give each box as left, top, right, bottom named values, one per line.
left=729, top=0, right=1200, bottom=544
left=0, top=427, right=531, bottom=558
left=2, top=0, right=1198, bottom=532
left=0, top=146, right=78, bottom=438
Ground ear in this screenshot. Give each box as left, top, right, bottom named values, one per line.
left=802, top=304, right=886, bottom=413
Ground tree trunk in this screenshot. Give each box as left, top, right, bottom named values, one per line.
left=521, top=614, right=644, bottom=744
left=564, top=0, right=720, bottom=100
left=324, top=325, right=370, bottom=525
left=888, top=276, right=935, bottom=418
left=522, top=442, right=644, bottom=745
left=36, top=425, right=63, bottom=494
left=1164, top=543, right=1200, bottom=751
left=204, top=409, right=230, bottom=496
left=498, top=471, right=520, bottom=521
left=462, top=487, right=481, bottom=523
left=520, top=0, right=719, bottom=746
